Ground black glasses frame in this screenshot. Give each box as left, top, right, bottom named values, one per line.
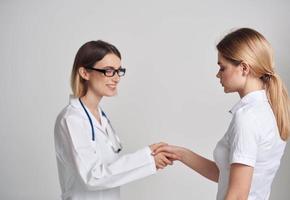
left=86, top=67, right=126, bottom=77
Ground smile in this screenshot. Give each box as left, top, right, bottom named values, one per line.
left=107, top=84, right=117, bottom=89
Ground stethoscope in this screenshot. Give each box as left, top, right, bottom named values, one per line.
left=79, top=98, right=123, bottom=153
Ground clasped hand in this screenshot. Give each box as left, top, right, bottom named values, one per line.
left=149, top=143, right=182, bottom=170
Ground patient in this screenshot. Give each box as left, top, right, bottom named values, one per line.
left=153, top=28, right=289, bottom=200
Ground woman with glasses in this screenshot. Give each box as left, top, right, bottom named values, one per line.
left=153, top=28, right=289, bottom=199
left=54, top=40, right=178, bottom=200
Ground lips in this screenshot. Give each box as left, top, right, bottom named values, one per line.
left=107, top=84, right=117, bottom=89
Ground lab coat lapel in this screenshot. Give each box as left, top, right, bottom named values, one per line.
left=69, top=95, right=108, bottom=135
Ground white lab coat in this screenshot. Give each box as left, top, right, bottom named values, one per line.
left=54, top=95, right=157, bottom=200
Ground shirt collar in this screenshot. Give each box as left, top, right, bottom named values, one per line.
left=69, top=94, right=109, bottom=130
left=69, top=94, right=82, bottom=109
left=229, top=90, right=268, bottom=115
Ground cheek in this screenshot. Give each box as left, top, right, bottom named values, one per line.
left=224, top=71, right=244, bottom=88
left=224, top=73, right=235, bottom=82
left=91, top=77, right=117, bottom=94
left=220, top=71, right=232, bottom=83
left=220, top=71, right=234, bottom=86
left=90, top=76, right=107, bottom=90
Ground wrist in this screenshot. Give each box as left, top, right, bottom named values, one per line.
left=178, top=147, right=189, bottom=162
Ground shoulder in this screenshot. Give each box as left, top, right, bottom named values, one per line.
left=232, top=105, right=258, bottom=128
left=232, top=101, right=275, bottom=133
left=228, top=105, right=262, bottom=142
left=55, top=104, right=85, bottom=127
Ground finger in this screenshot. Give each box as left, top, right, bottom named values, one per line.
left=158, top=159, right=166, bottom=168
left=151, top=143, right=168, bottom=155
left=161, top=155, right=173, bottom=165
left=157, top=165, right=164, bottom=170
left=162, top=152, right=181, bottom=161
left=158, top=153, right=173, bottom=164
left=156, top=162, right=164, bottom=170
left=154, top=146, right=171, bottom=154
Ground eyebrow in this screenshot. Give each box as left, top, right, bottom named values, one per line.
left=102, top=66, right=122, bottom=70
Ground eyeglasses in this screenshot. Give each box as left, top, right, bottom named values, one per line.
left=86, top=67, right=126, bottom=77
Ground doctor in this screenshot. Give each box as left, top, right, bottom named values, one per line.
left=54, top=40, right=178, bottom=200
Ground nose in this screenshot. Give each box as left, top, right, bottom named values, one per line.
left=112, top=73, right=120, bottom=83
left=216, top=71, right=221, bottom=79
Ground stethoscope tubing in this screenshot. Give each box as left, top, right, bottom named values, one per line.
left=79, top=98, right=122, bottom=153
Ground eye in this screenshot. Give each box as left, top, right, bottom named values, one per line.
left=105, top=69, right=114, bottom=74
left=105, top=68, right=114, bottom=72
left=103, top=66, right=115, bottom=71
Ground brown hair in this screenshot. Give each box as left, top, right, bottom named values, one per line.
left=217, top=28, right=290, bottom=141
left=70, top=40, right=121, bottom=97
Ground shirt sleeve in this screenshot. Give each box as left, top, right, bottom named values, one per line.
left=63, top=114, right=157, bottom=191
left=228, top=110, right=261, bottom=167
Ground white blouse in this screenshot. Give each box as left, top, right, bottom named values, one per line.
left=213, top=90, right=286, bottom=200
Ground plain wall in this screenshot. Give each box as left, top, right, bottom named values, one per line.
left=0, top=0, right=289, bottom=199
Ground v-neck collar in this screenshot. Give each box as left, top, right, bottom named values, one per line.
left=69, top=95, right=109, bottom=131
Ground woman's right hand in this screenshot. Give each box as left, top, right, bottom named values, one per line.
left=149, top=142, right=168, bottom=152
left=149, top=142, right=181, bottom=170
left=152, top=145, right=185, bottom=162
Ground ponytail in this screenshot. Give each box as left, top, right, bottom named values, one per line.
left=265, top=73, right=290, bottom=141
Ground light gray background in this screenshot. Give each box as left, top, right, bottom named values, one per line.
left=0, top=0, right=289, bottom=199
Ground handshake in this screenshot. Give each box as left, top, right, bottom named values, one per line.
left=149, top=142, right=183, bottom=170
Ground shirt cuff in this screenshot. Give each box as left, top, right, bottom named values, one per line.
left=230, top=153, right=256, bottom=167
left=144, top=146, right=157, bottom=173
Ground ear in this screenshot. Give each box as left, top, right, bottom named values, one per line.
left=78, top=67, right=90, bottom=81
left=240, top=62, right=250, bottom=76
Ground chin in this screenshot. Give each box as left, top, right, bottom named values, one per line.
left=224, top=88, right=235, bottom=93
left=104, top=90, right=118, bottom=97
left=223, top=86, right=230, bottom=93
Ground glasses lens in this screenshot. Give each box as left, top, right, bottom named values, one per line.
left=105, top=69, right=115, bottom=77
left=118, top=68, right=126, bottom=76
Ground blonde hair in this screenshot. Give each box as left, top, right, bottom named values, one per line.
left=217, top=28, right=290, bottom=141
left=71, top=67, right=87, bottom=97
left=70, top=40, right=121, bottom=97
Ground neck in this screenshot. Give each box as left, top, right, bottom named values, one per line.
left=81, top=89, right=102, bottom=110
left=238, top=77, right=264, bottom=98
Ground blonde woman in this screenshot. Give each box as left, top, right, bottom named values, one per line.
left=54, top=40, right=177, bottom=200
left=154, top=28, right=289, bottom=200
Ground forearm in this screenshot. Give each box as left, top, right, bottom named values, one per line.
left=74, top=147, right=156, bottom=190
left=179, top=148, right=219, bottom=182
